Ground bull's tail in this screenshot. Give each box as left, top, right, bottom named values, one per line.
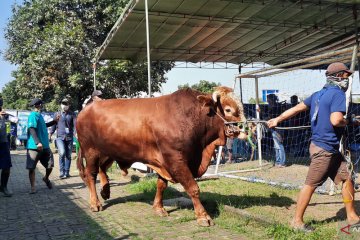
left=77, top=147, right=86, bottom=182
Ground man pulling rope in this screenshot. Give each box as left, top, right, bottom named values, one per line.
left=267, top=62, right=360, bottom=232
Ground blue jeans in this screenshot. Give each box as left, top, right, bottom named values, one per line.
left=56, top=138, right=73, bottom=175
left=272, top=130, right=286, bottom=166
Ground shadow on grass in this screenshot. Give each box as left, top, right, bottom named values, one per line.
left=103, top=184, right=184, bottom=210
left=102, top=179, right=295, bottom=221
left=200, top=191, right=295, bottom=218
left=311, top=200, right=360, bottom=225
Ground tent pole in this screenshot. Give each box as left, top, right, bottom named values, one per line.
left=255, top=77, right=262, bottom=166
left=239, top=65, right=243, bottom=103
left=145, top=0, right=151, bottom=97
left=93, top=62, right=96, bottom=90
left=215, top=146, right=223, bottom=175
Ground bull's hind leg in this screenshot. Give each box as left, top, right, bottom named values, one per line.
left=84, top=149, right=102, bottom=212
left=176, top=168, right=214, bottom=227
left=99, top=158, right=114, bottom=200
left=153, top=176, right=169, bottom=217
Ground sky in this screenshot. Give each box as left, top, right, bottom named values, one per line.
left=1, top=1, right=359, bottom=104
left=0, top=1, right=17, bottom=91
left=0, top=0, right=238, bottom=95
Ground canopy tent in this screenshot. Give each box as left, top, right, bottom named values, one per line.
left=95, top=0, right=360, bottom=67
left=93, top=0, right=360, bottom=172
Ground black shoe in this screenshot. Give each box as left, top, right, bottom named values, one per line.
left=0, top=186, right=12, bottom=197
left=65, top=174, right=71, bottom=178
left=42, top=177, right=53, bottom=189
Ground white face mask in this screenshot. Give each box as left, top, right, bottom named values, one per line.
left=61, top=104, right=69, bottom=111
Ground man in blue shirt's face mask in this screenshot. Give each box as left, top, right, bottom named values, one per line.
left=267, top=62, right=360, bottom=232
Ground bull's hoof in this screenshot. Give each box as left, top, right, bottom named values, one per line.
left=90, top=204, right=103, bottom=212
left=196, top=217, right=215, bottom=227
left=153, top=207, right=169, bottom=217
left=100, top=183, right=110, bottom=200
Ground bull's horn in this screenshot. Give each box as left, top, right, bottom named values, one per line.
left=212, top=91, right=219, bottom=102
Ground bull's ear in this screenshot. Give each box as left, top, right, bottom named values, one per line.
left=197, top=95, right=215, bottom=107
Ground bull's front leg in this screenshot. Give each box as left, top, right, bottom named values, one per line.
left=153, top=176, right=169, bottom=217
left=85, top=165, right=102, bottom=212
left=177, top=169, right=214, bottom=227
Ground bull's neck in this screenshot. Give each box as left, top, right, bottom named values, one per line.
left=201, top=112, right=225, bottom=146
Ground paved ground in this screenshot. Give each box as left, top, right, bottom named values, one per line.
left=0, top=149, right=247, bottom=240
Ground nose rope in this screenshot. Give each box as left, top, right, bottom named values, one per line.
left=214, top=110, right=229, bottom=123
left=212, top=110, right=242, bottom=135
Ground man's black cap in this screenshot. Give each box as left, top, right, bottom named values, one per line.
left=29, top=98, right=43, bottom=107
left=91, top=90, right=102, bottom=97
left=61, top=98, right=69, bottom=105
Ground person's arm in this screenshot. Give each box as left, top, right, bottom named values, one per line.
left=46, top=120, right=57, bottom=127
left=73, top=114, right=77, bottom=138
left=330, top=91, right=347, bottom=127
left=49, top=122, right=56, bottom=134
left=47, top=114, right=60, bottom=128
left=29, top=127, right=43, bottom=151
left=330, top=112, right=348, bottom=127
left=2, top=113, right=19, bottom=124
left=267, top=102, right=308, bottom=128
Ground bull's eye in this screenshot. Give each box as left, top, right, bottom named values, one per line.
left=225, top=108, right=231, bottom=113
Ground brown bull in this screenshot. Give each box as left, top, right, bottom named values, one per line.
left=76, top=86, right=246, bottom=226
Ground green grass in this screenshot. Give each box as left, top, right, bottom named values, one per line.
left=173, top=210, right=196, bottom=224
left=265, top=223, right=337, bottom=240
left=112, top=175, right=342, bottom=239
left=197, top=179, right=340, bottom=239
left=124, top=176, right=183, bottom=201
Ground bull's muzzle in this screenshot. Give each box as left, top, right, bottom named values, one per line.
left=224, top=122, right=240, bottom=136
left=224, top=122, right=250, bottom=139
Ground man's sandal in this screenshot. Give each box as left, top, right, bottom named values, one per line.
left=292, top=224, right=315, bottom=233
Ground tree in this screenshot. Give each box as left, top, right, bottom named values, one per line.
left=97, top=60, right=174, bottom=98
left=3, top=0, right=174, bottom=110
left=1, top=78, right=29, bottom=110
left=178, top=80, right=221, bottom=93
left=248, top=98, right=265, bottom=104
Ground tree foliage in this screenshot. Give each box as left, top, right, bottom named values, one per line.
left=2, top=0, right=174, bottom=110
left=178, top=80, right=221, bottom=94
left=248, top=98, right=265, bottom=104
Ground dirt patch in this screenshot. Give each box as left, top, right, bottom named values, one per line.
left=207, top=160, right=348, bottom=193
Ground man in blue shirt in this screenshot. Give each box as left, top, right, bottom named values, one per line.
left=267, top=62, right=360, bottom=232
left=267, top=94, right=286, bottom=167
left=50, top=98, right=76, bottom=179
left=27, top=98, right=58, bottom=194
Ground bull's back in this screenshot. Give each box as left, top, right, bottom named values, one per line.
left=76, top=91, right=202, bottom=162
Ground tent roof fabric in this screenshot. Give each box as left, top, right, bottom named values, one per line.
left=95, top=0, right=360, bottom=67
